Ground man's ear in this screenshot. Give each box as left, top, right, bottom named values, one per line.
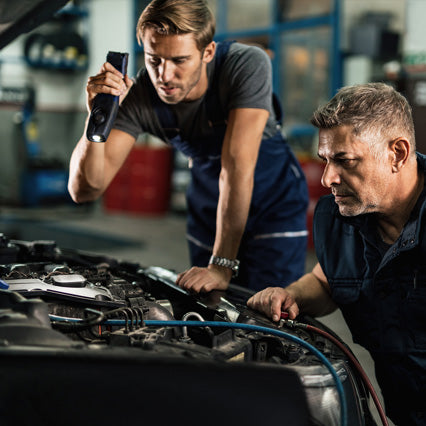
left=390, top=137, right=410, bottom=172
left=203, top=41, right=216, bottom=63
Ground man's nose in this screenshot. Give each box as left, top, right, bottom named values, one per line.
left=321, top=163, right=340, bottom=188
left=158, top=60, right=174, bottom=83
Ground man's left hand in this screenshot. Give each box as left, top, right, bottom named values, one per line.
left=176, top=266, right=231, bottom=293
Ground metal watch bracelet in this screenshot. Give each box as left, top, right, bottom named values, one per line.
left=208, top=255, right=240, bottom=277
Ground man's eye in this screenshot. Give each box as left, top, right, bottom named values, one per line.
left=173, top=58, right=186, bottom=65
left=149, top=58, right=161, bottom=66
left=338, top=158, right=355, bottom=167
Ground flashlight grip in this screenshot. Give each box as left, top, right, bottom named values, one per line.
left=86, top=51, right=129, bottom=143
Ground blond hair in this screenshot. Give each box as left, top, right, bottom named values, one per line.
left=137, top=0, right=215, bottom=51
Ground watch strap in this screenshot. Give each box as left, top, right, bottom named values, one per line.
left=209, top=255, right=240, bottom=277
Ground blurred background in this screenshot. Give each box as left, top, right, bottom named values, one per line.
left=0, top=0, right=423, bottom=217
left=1, top=0, right=424, bottom=215
left=0, top=0, right=423, bottom=233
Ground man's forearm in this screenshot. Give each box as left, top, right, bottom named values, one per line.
left=212, top=168, right=253, bottom=259
left=68, top=119, right=106, bottom=203
left=287, top=272, right=337, bottom=317
left=209, top=107, right=266, bottom=274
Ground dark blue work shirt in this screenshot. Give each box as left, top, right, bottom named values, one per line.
left=313, top=152, right=426, bottom=426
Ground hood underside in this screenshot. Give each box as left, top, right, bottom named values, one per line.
left=0, top=0, right=69, bottom=49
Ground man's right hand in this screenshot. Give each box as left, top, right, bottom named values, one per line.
left=85, top=62, right=133, bottom=112
left=247, top=287, right=300, bottom=322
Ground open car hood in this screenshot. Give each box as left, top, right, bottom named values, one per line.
left=0, top=0, right=69, bottom=49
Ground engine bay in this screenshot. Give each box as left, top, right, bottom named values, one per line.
left=0, top=235, right=377, bottom=426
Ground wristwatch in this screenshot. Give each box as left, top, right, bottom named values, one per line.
left=209, top=255, right=240, bottom=277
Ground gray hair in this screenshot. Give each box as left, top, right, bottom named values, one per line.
left=310, top=82, right=416, bottom=158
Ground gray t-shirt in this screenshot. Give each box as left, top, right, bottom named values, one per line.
left=114, top=42, right=278, bottom=142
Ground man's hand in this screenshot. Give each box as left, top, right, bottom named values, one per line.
left=86, top=62, right=133, bottom=112
left=247, top=287, right=299, bottom=322
left=176, top=265, right=232, bottom=293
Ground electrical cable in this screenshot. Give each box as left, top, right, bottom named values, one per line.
left=48, top=314, right=347, bottom=426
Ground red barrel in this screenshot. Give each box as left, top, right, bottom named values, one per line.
left=104, top=145, right=173, bottom=215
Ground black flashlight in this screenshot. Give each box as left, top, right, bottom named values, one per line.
left=86, top=51, right=129, bottom=143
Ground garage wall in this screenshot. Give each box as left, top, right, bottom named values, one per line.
left=0, top=0, right=134, bottom=110
left=0, top=0, right=422, bottom=205
left=342, top=0, right=406, bottom=50
left=0, top=0, right=134, bottom=204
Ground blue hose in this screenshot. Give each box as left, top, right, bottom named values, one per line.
left=49, top=315, right=347, bottom=426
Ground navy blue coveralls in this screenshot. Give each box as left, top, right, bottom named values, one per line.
left=151, top=41, right=308, bottom=291
left=313, top=153, right=426, bottom=425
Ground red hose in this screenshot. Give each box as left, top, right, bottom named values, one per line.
left=305, top=323, right=389, bottom=426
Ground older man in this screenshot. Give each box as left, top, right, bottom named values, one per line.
left=248, top=82, right=426, bottom=426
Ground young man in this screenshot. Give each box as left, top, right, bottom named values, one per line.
left=248, top=82, right=426, bottom=425
left=68, top=0, right=308, bottom=292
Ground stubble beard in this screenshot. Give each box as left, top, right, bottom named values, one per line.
left=156, top=62, right=203, bottom=105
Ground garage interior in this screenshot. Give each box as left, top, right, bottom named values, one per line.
left=1, top=1, right=425, bottom=424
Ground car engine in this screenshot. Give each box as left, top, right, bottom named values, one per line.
left=0, top=235, right=378, bottom=426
